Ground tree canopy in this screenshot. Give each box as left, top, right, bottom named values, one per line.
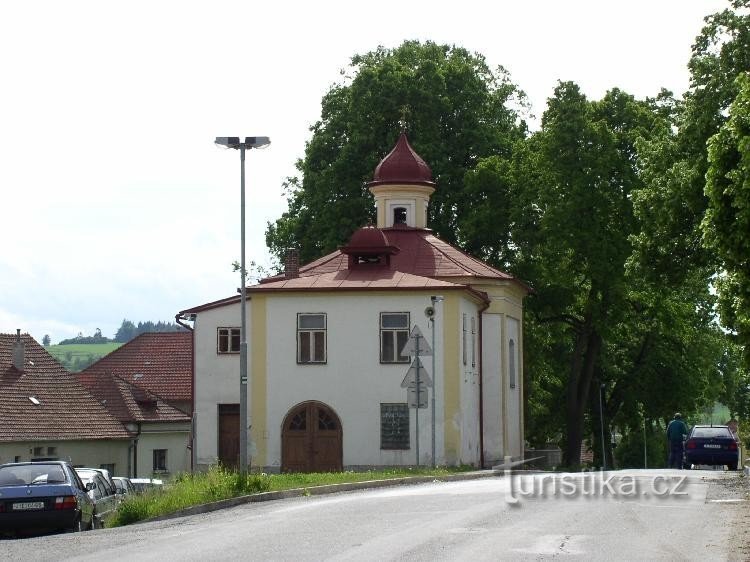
left=266, top=13, right=749, bottom=467
left=266, top=40, right=527, bottom=264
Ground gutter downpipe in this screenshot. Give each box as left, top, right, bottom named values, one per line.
left=478, top=296, right=491, bottom=469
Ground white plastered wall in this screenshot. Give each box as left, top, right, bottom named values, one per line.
left=192, top=301, right=251, bottom=468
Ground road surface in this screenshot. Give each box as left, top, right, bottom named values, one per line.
left=1, top=469, right=746, bottom=561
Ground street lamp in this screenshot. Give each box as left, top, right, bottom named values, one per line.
left=215, top=136, right=271, bottom=475
left=429, top=295, right=444, bottom=468
left=599, top=383, right=606, bottom=471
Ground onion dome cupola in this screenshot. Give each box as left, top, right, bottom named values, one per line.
left=340, top=225, right=400, bottom=268
left=368, top=132, right=435, bottom=229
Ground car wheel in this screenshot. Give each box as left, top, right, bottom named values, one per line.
left=728, top=462, right=738, bottom=471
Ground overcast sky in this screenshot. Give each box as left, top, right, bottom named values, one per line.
left=0, top=0, right=727, bottom=343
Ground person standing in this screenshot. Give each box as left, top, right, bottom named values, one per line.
left=667, top=413, right=689, bottom=469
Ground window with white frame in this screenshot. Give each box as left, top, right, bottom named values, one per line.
left=509, top=339, right=516, bottom=389
left=380, top=312, right=410, bottom=363
left=297, top=313, right=326, bottom=363
left=217, top=327, right=240, bottom=354
left=471, top=316, right=476, bottom=368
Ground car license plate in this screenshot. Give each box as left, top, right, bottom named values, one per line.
left=704, top=444, right=720, bottom=449
left=12, top=501, right=45, bottom=510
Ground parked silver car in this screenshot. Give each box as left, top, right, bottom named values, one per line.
left=74, top=469, right=118, bottom=528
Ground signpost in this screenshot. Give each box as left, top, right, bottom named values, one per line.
left=400, top=326, right=432, bottom=466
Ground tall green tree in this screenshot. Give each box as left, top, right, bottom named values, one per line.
left=633, top=0, right=750, bottom=284
left=703, top=72, right=750, bottom=358
left=266, top=40, right=527, bottom=264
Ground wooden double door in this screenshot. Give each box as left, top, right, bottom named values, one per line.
left=282, top=401, right=342, bottom=473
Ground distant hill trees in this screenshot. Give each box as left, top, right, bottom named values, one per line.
left=56, top=321, right=185, bottom=346
left=114, top=319, right=185, bottom=343
left=59, top=328, right=110, bottom=345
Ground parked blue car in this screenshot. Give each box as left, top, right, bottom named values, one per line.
left=684, top=425, right=740, bottom=470
left=0, top=461, right=95, bottom=536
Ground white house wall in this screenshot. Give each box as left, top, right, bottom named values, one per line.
left=193, top=302, right=250, bottom=466
left=263, top=292, right=448, bottom=469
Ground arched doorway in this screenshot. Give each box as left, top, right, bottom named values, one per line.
left=281, top=401, right=342, bottom=473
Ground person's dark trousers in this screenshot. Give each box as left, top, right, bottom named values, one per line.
left=668, top=440, right=684, bottom=468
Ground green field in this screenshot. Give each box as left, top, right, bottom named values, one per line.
left=46, top=343, right=122, bottom=372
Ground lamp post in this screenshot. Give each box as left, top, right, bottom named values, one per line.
left=215, top=136, right=270, bottom=475
left=429, top=295, right=443, bottom=468
left=599, top=383, right=606, bottom=471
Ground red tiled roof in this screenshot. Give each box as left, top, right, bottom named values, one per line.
left=262, top=228, right=519, bottom=284
left=180, top=228, right=526, bottom=312
left=80, top=332, right=192, bottom=404
left=76, top=372, right=190, bottom=424
left=0, top=334, right=130, bottom=442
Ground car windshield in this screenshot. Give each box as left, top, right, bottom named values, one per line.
left=0, top=465, right=67, bottom=486
left=692, top=427, right=731, bottom=439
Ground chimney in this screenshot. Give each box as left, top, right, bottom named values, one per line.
left=12, top=329, right=25, bottom=371
left=285, top=248, right=299, bottom=279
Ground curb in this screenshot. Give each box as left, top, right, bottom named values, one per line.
left=140, top=470, right=501, bottom=524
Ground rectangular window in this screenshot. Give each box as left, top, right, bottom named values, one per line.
left=47, top=446, right=57, bottom=456
left=297, top=313, right=326, bottom=363
left=33, top=446, right=44, bottom=456
left=462, top=314, right=467, bottom=365
left=471, top=317, right=476, bottom=368
left=509, top=339, right=517, bottom=389
left=380, top=312, right=410, bottom=363
left=217, top=327, right=241, bottom=354
left=153, top=449, right=167, bottom=472
left=381, top=403, right=410, bottom=449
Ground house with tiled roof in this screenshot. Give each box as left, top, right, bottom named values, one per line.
left=76, top=371, right=192, bottom=477
left=80, top=332, right=193, bottom=415
left=180, top=133, right=529, bottom=472
left=0, top=331, right=131, bottom=472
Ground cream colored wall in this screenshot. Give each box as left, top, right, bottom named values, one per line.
left=0, top=440, right=129, bottom=473
left=135, top=422, right=191, bottom=478
left=481, top=313, right=504, bottom=463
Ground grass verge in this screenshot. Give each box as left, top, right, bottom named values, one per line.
left=109, top=466, right=474, bottom=527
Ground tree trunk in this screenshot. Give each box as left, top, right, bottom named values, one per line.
left=563, top=325, right=602, bottom=466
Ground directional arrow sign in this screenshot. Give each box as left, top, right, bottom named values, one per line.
left=401, top=358, right=433, bottom=388
left=399, top=325, right=432, bottom=357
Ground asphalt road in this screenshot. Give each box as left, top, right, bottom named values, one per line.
left=1, top=469, right=746, bottom=561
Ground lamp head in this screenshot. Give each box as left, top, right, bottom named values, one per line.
left=215, top=137, right=241, bottom=148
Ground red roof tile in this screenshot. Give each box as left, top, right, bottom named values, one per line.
left=262, top=228, right=520, bottom=284
left=76, top=372, right=190, bottom=423
left=0, top=334, right=130, bottom=442
left=251, top=269, right=463, bottom=291
left=80, top=332, right=192, bottom=405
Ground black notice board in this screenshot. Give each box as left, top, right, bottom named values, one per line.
left=381, top=403, right=409, bottom=450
